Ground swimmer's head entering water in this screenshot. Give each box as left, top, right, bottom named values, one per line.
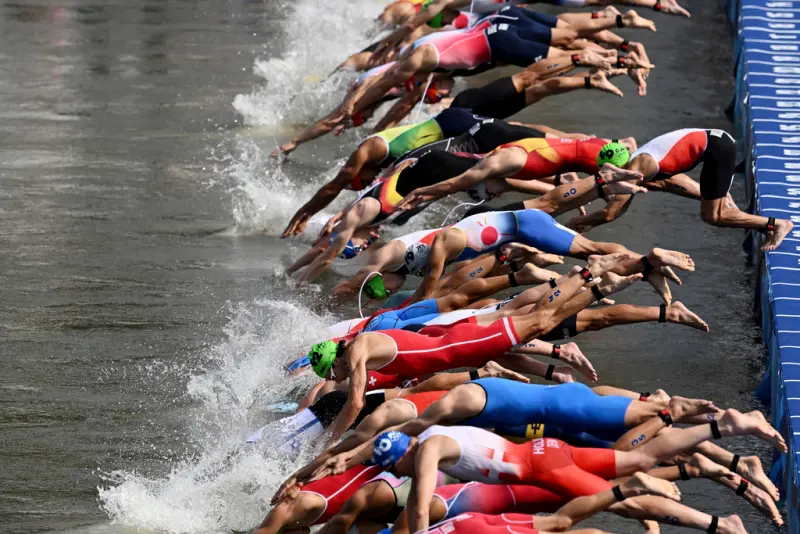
left=309, top=340, right=341, bottom=379
left=597, top=142, right=630, bottom=169
left=373, top=430, right=412, bottom=468
left=404, top=242, right=432, bottom=277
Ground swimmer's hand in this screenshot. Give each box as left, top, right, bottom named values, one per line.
left=309, top=454, right=349, bottom=482
left=271, top=141, right=297, bottom=158
left=271, top=476, right=300, bottom=505
left=397, top=190, right=434, bottom=211
left=655, top=0, right=691, bottom=18
left=282, top=216, right=310, bottom=238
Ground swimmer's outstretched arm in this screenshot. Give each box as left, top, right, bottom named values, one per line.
left=368, top=0, right=462, bottom=67
left=296, top=206, right=375, bottom=285
left=282, top=146, right=376, bottom=238
left=396, top=147, right=527, bottom=211
left=372, top=88, right=423, bottom=132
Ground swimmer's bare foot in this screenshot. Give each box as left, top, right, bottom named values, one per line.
left=578, top=48, right=617, bottom=69
left=597, top=5, right=622, bottom=17
left=717, top=515, right=747, bottom=534
left=622, top=10, right=657, bottom=32
left=762, top=219, right=793, bottom=252
left=619, top=136, right=638, bottom=154
left=656, top=0, right=691, bottom=18
left=648, top=248, right=695, bottom=272
left=667, top=302, right=709, bottom=332
left=688, top=453, right=736, bottom=483
left=623, top=472, right=681, bottom=502
left=669, top=396, right=717, bottom=422
left=643, top=520, right=660, bottom=534
left=648, top=389, right=670, bottom=406
left=271, top=141, right=297, bottom=158
left=646, top=271, right=672, bottom=305
left=587, top=253, right=628, bottom=278
left=716, top=409, right=787, bottom=453
left=599, top=162, right=643, bottom=183
left=556, top=342, right=597, bottom=383
left=480, top=361, right=530, bottom=383
left=515, top=263, right=561, bottom=286
left=501, top=242, right=563, bottom=267
left=550, top=365, right=575, bottom=384
left=624, top=51, right=655, bottom=69
left=736, top=455, right=779, bottom=501
left=605, top=180, right=648, bottom=197
left=628, top=67, right=648, bottom=97
left=597, top=272, right=643, bottom=299
left=737, top=482, right=783, bottom=525
left=588, top=70, right=623, bottom=98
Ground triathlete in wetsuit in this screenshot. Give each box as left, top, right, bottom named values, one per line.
left=344, top=7, right=655, bottom=123
left=282, top=108, right=488, bottom=237
left=395, top=137, right=642, bottom=212
left=566, top=128, right=795, bottom=252
left=303, top=255, right=635, bottom=431
left=293, top=149, right=481, bottom=284
left=367, top=413, right=783, bottom=533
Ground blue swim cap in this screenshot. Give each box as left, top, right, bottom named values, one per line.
left=373, top=431, right=412, bottom=468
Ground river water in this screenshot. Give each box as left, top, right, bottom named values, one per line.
left=0, top=1, right=784, bottom=533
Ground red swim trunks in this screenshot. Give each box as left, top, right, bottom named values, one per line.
left=373, top=317, right=520, bottom=377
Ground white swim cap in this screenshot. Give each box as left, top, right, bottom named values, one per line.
left=404, top=242, right=431, bottom=277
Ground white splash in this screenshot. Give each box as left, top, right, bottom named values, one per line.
left=233, top=0, right=384, bottom=127
left=98, top=299, right=336, bottom=534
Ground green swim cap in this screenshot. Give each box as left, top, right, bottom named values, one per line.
left=596, top=142, right=630, bottom=169
left=365, top=274, right=388, bottom=300
left=309, top=340, right=338, bottom=378
left=427, top=12, right=443, bottom=28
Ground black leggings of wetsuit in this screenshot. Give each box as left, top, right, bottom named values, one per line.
left=451, top=76, right=528, bottom=119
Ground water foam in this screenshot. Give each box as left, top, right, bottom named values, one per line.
left=98, top=299, right=335, bottom=533
left=233, top=0, right=383, bottom=127
left=217, top=136, right=349, bottom=237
